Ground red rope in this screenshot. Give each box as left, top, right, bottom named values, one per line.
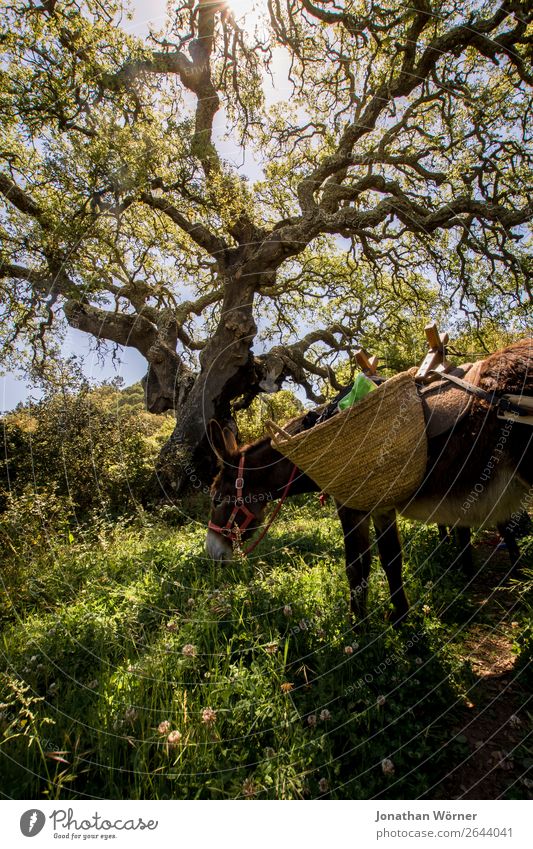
left=242, top=464, right=298, bottom=555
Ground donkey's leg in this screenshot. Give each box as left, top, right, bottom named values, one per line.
left=336, top=505, right=372, bottom=623
left=455, top=526, right=473, bottom=575
left=497, top=522, right=522, bottom=574
left=373, top=509, right=409, bottom=624
left=438, top=525, right=451, bottom=543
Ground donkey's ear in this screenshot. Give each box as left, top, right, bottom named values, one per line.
left=208, top=420, right=228, bottom=461
left=222, top=427, right=239, bottom=455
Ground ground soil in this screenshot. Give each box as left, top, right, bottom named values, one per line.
left=440, top=536, right=531, bottom=800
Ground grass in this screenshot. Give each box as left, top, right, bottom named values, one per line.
left=0, top=497, right=531, bottom=799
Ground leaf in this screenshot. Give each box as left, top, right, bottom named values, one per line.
left=45, top=752, right=70, bottom=764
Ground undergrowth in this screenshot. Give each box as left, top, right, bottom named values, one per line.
left=1, top=499, right=531, bottom=799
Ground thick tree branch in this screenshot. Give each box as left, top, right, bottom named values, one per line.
left=63, top=301, right=158, bottom=355
left=0, top=173, right=46, bottom=222
left=140, top=191, right=228, bottom=259
left=0, top=260, right=80, bottom=298
left=256, top=324, right=354, bottom=398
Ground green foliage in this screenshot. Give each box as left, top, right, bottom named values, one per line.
left=0, top=383, right=173, bottom=516
left=0, top=0, right=531, bottom=401
left=1, top=501, right=531, bottom=799
left=236, top=390, right=304, bottom=442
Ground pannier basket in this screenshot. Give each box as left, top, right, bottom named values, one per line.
left=267, top=371, right=427, bottom=511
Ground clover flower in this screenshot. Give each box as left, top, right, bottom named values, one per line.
left=124, top=706, right=138, bottom=724
left=201, top=707, right=217, bottom=724
left=242, top=777, right=257, bottom=798
left=381, top=758, right=395, bottom=776
left=167, top=729, right=182, bottom=747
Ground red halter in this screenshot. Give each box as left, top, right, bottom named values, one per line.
left=208, top=453, right=298, bottom=555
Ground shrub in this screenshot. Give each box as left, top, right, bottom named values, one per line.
left=1, top=384, right=174, bottom=517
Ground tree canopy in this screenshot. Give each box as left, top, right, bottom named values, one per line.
left=1, top=0, right=531, bottom=488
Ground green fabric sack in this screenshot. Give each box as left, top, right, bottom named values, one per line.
left=337, top=372, right=377, bottom=411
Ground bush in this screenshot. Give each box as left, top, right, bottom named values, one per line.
left=236, top=390, right=304, bottom=443
left=0, top=384, right=174, bottom=517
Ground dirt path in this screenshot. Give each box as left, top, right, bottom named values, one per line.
left=441, top=541, right=531, bottom=799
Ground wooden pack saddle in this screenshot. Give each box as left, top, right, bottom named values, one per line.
left=419, top=360, right=484, bottom=439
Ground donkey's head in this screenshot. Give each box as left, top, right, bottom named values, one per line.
left=205, top=420, right=277, bottom=562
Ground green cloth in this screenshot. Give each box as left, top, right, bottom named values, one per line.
left=338, top=373, right=377, bottom=411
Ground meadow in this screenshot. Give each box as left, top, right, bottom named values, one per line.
left=1, top=494, right=531, bottom=800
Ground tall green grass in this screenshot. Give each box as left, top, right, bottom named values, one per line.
left=1, top=499, right=531, bottom=799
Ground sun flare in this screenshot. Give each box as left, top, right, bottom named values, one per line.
left=226, top=0, right=263, bottom=27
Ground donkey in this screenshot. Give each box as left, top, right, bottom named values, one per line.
left=206, top=340, right=533, bottom=623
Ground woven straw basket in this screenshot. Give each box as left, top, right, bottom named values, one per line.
left=267, top=371, right=428, bottom=511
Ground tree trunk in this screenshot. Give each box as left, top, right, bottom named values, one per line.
left=155, top=273, right=259, bottom=497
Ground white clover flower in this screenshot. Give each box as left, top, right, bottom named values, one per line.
left=381, top=758, right=395, bottom=776
left=201, top=707, right=217, bottom=724
left=167, top=729, right=182, bottom=747
left=242, top=777, right=257, bottom=798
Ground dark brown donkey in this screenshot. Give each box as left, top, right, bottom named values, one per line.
left=206, top=340, right=533, bottom=623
